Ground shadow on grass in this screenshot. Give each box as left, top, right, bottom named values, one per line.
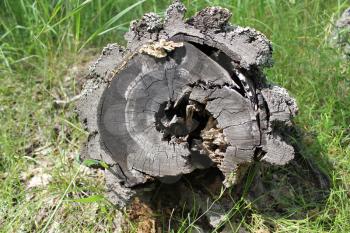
left=245, top=127, right=331, bottom=220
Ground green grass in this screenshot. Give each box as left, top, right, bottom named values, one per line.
left=0, top=0, right=349, bottom=232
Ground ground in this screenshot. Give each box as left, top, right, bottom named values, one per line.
left=0, top=0, right=349, bottom=232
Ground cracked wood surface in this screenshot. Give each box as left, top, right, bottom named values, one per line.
left=76, top=0, right=298, bottom=206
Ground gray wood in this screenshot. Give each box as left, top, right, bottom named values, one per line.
left=330, top=7, right=350, bottom=59
left=76, top=0, right=298, bottom=206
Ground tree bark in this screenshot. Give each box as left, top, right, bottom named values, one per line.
left=76, top=0, right=298, bottom=207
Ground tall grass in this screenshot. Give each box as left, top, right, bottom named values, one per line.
left=0, top=0, right=156, bottom=73
left=1, top=0, right=349, bottom=232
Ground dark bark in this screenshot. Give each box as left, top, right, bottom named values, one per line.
left=76, top=0, right=298, bottom=208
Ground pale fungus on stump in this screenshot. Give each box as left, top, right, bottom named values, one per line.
left=76, top=0, right=297, bottom=212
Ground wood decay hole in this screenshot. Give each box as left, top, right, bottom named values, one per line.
left=154, top=85, right=228, bottom=164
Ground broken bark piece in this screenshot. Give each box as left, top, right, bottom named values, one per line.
left=330, top=7, right=350, bottom=59
left=76, top=0, right=297, bottom=208
left=187, top=6, right=232, bottom=31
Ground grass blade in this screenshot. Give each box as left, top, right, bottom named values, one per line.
left=78, top=0, right=146, bottom=51
left=70, top=195, right=104, bottom=203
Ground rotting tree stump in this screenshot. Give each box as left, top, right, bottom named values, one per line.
left=77, top=0, right=298, bottom=212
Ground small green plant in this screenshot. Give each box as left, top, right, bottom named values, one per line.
left=82, top=159, right=110, bottom=169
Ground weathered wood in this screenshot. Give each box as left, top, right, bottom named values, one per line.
left=76, top=0, right=298, bottom=208
left=330, top=7, right=350, bottom=59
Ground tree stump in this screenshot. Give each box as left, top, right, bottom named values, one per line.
left=77, top=0, right=298, bottom=208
